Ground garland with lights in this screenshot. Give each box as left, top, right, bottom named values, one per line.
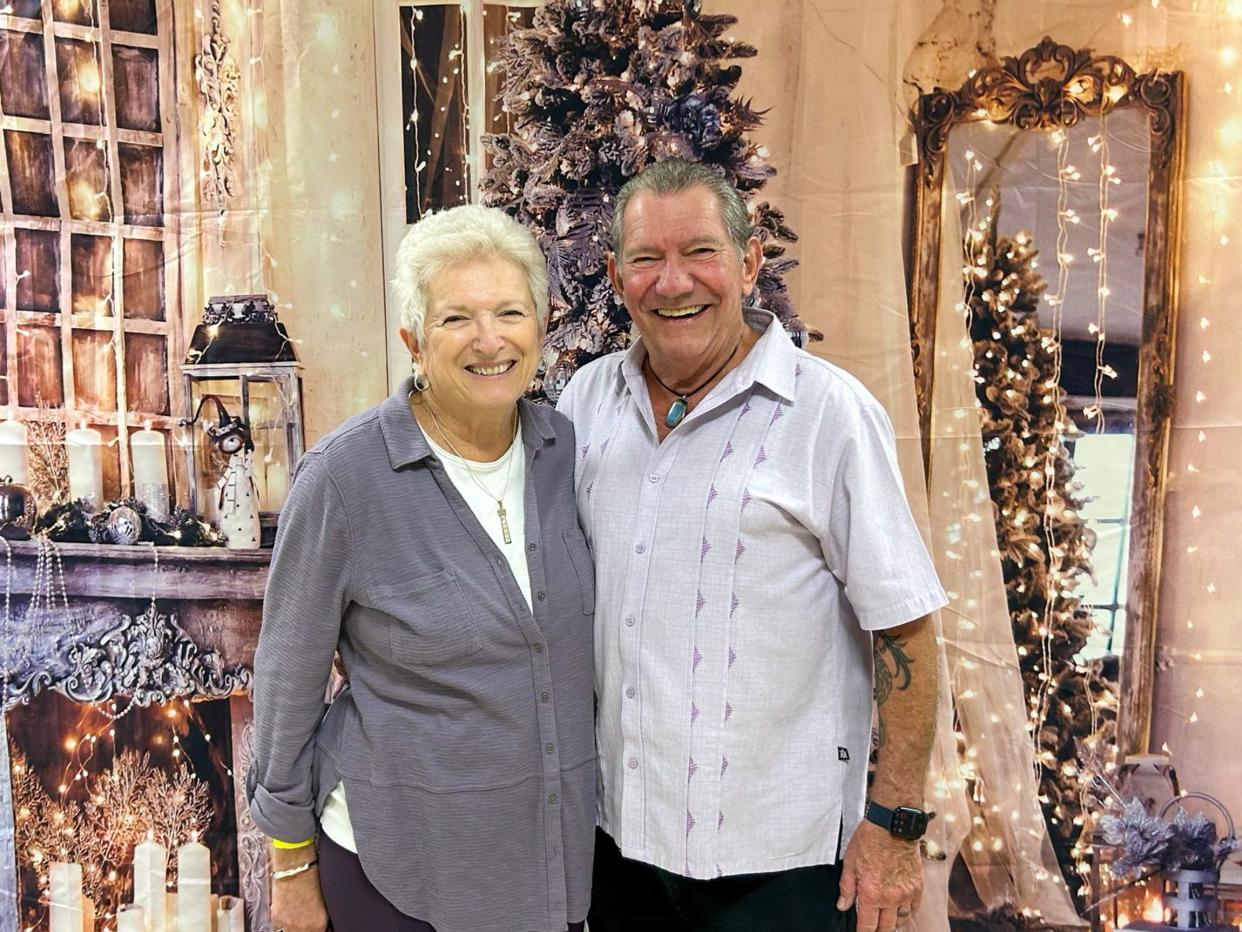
left=964, top=211, right=1117, bottom=903
left=480, top=0, right=813, bottom=396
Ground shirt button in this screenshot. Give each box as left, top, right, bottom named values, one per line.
left=625, top=616, right=635, bottom=627
left=635, top=543, right=646, bottom=554
left=628, top=757, right=639, bottom=770
left=545, top=743, right=555, bottom=754
left=534, top=644, right=544, bottom=654
left=540, top=691, right=551, bottom=702
left=548, top=793, right=558, bottom=803
left=528, top=542, right=537, bottom=552
left=648, top=474, right=659, bottom=483
left=537, top=591, right=546, bottom=601
left=625, top=686, right=635, bottom=699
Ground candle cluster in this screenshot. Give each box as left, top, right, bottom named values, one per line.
left=50, top=835, right=244, bottom=932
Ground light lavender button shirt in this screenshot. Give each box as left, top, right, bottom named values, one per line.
left=558, top=309, right=947, bottom=880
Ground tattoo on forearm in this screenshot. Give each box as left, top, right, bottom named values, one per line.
left=872, top=632, right=914, bottom=750
left=872, top=632, right=913, bottom=707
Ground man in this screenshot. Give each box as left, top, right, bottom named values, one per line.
left=557, top=159, right=947, bottom=932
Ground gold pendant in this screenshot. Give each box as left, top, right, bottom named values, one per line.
left=497, top=501, right=512, bottom=545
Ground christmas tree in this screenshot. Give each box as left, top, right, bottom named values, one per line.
left=481, top=0, right=812, bottom=396
left=964, top=209, right=1116, bottom=901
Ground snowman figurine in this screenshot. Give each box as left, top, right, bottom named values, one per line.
left=187, top=395, right=261, bottom=550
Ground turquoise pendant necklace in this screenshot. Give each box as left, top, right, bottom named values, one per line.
left=646, top=337, right=742, bottom=430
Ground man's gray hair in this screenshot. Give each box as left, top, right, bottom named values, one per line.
left=610, top=159, right=753, bottom=258
left=392, top=204, right=549, bottom=339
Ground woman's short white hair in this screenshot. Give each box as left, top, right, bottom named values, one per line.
left=392, top=204, right=549, bottom=340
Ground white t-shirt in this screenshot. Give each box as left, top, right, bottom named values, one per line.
left=318, top=427, right=530, bottom=853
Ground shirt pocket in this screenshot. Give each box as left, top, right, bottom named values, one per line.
left=366, top=569, right=483, bottom=665
left=562, top=529, right=595, bottom=615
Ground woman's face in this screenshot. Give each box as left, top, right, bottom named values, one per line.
left=402, top=257, right=542, bottom=419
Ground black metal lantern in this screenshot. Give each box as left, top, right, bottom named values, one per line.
left=179, top=295, right=304, bottom=544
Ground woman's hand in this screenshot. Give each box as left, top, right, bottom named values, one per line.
left=270, top=845, right=329, bottom=932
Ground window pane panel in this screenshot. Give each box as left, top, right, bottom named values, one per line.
left=17, top=323, right=62, bottom=407
left=0, top=30, right=50, bottom=120
left=118, top=143, right=162, bottom=225
left=1080, top=522, right=1125, bottom=606
left=482, top=5, right=534, bottom=158
left=71, top=327, right=117, bottom=413
left=71, top=233, right=113, bottom=315
left=122, top=237, right=163, bottom=320
left=55, top=39, right=104, bottom=125
left=15, top=227, right=60, bottom=312
left=52, top=0, right=101, bottom=26
left=112, top=46, right=160, bottom=132
left=109, top=0, right=158, bottom=35
left=6, top=131, right=59, bottom=217
left=401, top=4, right=470, bottom=222
left=6, top=2, right=43, bottom=21
left=64, top=137, right=113, bottom=221
left=1073, top=433, right=1135, bottom=519
left=124, top=331, right=167, bottom=415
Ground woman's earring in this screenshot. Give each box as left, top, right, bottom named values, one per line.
left=411, top=360, right=430, bottom=392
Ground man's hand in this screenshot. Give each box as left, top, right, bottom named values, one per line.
left=836, top=820, right=923, bottom=932
left=270, top=845, right=329, bottom=932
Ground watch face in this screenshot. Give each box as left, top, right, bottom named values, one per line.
left=891, top=808, right=928, bottom=839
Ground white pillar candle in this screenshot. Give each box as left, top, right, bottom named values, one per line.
left=0, top=419, right=28, bottom=484
left=215, top=895, right=244, bottom=932
left=116, top=903, right=146, bottom=932
left=48, top=862, right=83, bottom=932
left=264, top=458, right=289, bottom=511
left=176, top=839, right=212, bottom=932
left=166, top=891, right=178, bottom=931
left=66, top=422, right=104, bottom=507
left=134, top=834, right=167, bottom=932
left=81, top=895, right=95, bottom=931
left=130, top=424, right=169, bottom=517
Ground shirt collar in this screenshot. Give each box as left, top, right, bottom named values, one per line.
left=379, top=377, right=556, bottom=471
left=617, top=307, right=798, bottom=404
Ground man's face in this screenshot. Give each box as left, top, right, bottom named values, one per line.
left=609, top=185, right=761, bottom=377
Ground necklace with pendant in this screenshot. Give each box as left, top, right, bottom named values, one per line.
left=645, top=337, right=743, bottom=429
left=425, top=403, right=520, bottom=544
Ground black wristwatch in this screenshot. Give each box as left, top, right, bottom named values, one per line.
left=864, top=800, right=930, bottom=840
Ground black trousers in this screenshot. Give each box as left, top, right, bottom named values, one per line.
left=318, top=832, right=587, bottom=932
left=588, top=828, right=855, bottom=932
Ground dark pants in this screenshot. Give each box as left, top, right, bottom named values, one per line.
left=588, top=828, right=855, bottom=932
left=318, top=832, right=587, bottom=932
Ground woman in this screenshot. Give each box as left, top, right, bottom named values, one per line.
left=246, top=205, right=595, bottom=932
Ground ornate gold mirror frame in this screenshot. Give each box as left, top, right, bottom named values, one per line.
left=906, top=37, right=1186, bottom=756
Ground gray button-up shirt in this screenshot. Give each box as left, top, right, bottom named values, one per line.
left=246, top=379, right=595, bottom=932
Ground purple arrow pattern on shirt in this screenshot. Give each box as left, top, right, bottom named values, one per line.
left=691, top=702, right=700, bottom=723
left=701, top=537, right=711, bottom=561
left=754, top=446, right=767, bottom=467
left=686, top=810, right=696, bottom=834
left=692, top=646, right=702, bottom=670
left=728, top=647, right=736, bottom=668
left=707, top=484, right=718, bottom=506
left=735, top=540, right=745, bottom=562
left=724, top=701, right=733, bottom=721
left=771, top=404, right=785, bottom=425
left=740, top=489, right=752, bottom=512
left=695, top=591, right=706, bottom=616
left=688, top=757, right=697, bottom=780
left=580, top=443, right=591, bottom=458
left=721, top=754, right=729, bottom=777
left=721, top=440, right=734, bottom=460
left=730, top=593, right=739, bottom=617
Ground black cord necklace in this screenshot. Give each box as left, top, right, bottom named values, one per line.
left=645, top=337, right=742, bottom=429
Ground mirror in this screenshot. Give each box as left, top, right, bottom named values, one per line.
left=907, top=38, right=1184, bottom=767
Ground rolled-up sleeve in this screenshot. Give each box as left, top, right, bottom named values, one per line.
left=246, top=452, right=353, bottom=842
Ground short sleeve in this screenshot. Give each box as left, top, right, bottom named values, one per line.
left=815, top=401, right=947, bottom=631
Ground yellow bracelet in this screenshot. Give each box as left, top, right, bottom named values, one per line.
left=271, top=837, right=315, bottom=850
